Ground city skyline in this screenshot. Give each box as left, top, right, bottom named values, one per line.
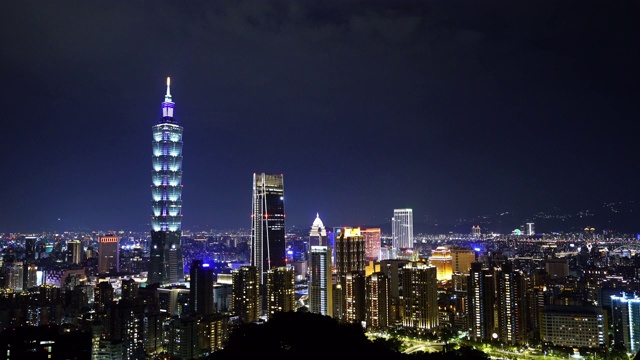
left=1, top=1, right=639, bottom=233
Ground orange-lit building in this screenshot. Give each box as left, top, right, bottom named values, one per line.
left=98, top=234, right=119, bottom=274
left=451, top=246, right=476, bottom=274
left=428, top=246, right=452, bottom=281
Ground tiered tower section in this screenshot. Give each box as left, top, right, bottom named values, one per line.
left=148, top=77, right=184, bottom=285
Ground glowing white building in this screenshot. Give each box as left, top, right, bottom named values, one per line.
left=392, top=208, right=413, bottom=255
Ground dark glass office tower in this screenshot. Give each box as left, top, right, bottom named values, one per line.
left=148, top=77, right=184, bottom=286
left=251, top=173, right=286, bottom=288
left=189, top=259, right=214, bottom=316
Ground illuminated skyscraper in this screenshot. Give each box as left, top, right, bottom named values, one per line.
left=526, top=222, right=535, bottom=236
left=402, top=261, right=438, bottom=333
left=148, top=77, right=184, bottom=286
left=334, top=227, right=366, bottom=321
left=251, top=173, right=286, bottom=288
left=428, top=246, right=453, bottom=281
left=266, top=266, right=296, bottom=319
left=309, top=245, right=333, bottom=317
left=392, top=208, right=413, bottom=255
left=611, top=293, right=640, bottom=354
left=309, top=213, right=327, bottom=247
left=232, top=266, right=260, bottom=323
left=468, top=262, right=495, bottom=342
left=496, top=262, right=526, bottom=346
left=98, top=234, right=119, bottom=274
left=361, top=228, right=381, bottom=261
left=366, top=271, right=390, bottom=331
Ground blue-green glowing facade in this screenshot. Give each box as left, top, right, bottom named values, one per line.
left=148, top=77, right=184, bottom=286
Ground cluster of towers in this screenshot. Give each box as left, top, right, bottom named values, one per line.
left=141, top=79, right=447, bottom=332
left=145, top=79, right=290, bottom=317
left=141, top=78, right=640, bottom=357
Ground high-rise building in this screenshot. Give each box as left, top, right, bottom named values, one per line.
left=67, top=240, right=83, bottom=265
left=231, top=266, right=260, bottom=324
left=309, top=213, right=328, bottom=247
left=428, top=246, right=453, bottom=281
left=402, top=261, right=439, bottom=333
left=451, top=246, right=476, bottom=275
left=496, top=262, right=526, bottom=346
left=334, top=227, right=366, bottom=322
left=24, top=236, right=37, bottom=261
left=611, top=293, right=640, bottom=354
left=266, top=266, right=296, bottom=319
left=8, top=261, right=24, bottom=291
left=361, top=228, right=381, bottom=261
left=98, top=234, right=119, bottom=274
left=189, top=260, right=215, bottom=316
left=378, top=259, right=411, bottom=325
left=25, top=263, right=38, bottom=290
left=251, top=172, right=286, bottom=311
left=167, top=317, right=201, bottom=360
left=468, top=262, right=496, bottom=342
left=366, top=271, right=390, bottom=331
left=107, top=301, right=143, bottom=359
left=148, top=77, right=185, bottom=286
left=94, top=281, right=114, bottom=313
left=392, top=208, right=413, bottom=255
left=308, top=245, right=333, bottom=317
left=308, top=213, right=328, bottom=275
left=344, top=271, right=366, bottom=324
left=335, top=227, right=366, bottom=277
left=526, top=222, right=535, bottom=236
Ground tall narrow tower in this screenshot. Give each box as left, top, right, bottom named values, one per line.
left=148, top=77, right=184, bottom=286
left=251, top=173, right=286, bottom=286
left=309, top=245, right=333, bottom=317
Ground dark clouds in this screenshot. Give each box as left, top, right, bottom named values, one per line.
left=1, top=0, right=638, bottom=233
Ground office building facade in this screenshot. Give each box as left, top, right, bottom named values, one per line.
left=308, top=245, right=333, bottom=317
left=190, top=259, right=215, bottom=316
left=468, top=262, right=496, bottom=342
left=401, top=261, right=439, bottom=333
left=231, top=266, right=260, bottom=323
left=266, top=266, right=296, bottom=319
left=366, top=271, right=390, bottom=331
left=611, top=293, right=640, bottom=354
left=497, top=262, right=526, bottom=346
left=541, top=305, right=608, bottom=349
left=98, top=234, right=119, bottom=274
left=392, top=208, right=413, bottom=254
left=362, top=227, right=381, bottom=261
left=67, top=240, right=83, bottom=265
left=334, top=227, right=366, bottom=321
left=251, top=173, right=286, bottom=314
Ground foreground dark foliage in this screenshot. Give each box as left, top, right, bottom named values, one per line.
left=208, top=311, right=489, bottom=360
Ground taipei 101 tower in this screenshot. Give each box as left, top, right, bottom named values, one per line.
left=148, top=77, right=184, bottom=286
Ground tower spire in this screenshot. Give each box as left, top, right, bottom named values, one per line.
left=165, top=77, right=172, bottom=102
left=162, top=77, right=175, bottom=119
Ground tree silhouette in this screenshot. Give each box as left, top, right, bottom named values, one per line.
left=208, top=311, right=489, bottom=360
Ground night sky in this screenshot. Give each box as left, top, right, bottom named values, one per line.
left=1, top=0, right=639, bottom=233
